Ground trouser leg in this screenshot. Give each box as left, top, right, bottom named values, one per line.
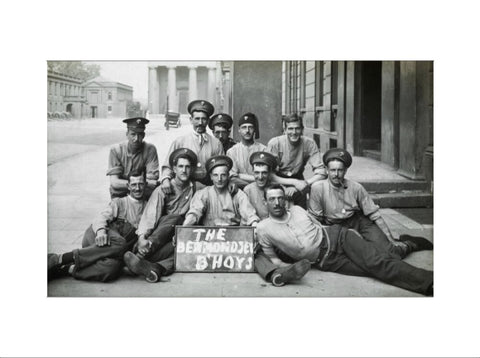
left=338, top=229, right=433, bottom=295
left=348, top=214, right=407, bottom=259
left=147, top=214, right=184, bottom=252
left=254, top=251, right=278, bottom=281
left=72, top=224, right=136, bottom=282
left=146, top=242, right=175, bottom=276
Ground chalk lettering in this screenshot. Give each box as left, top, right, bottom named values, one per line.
left=193, top=229, right=206, bottom=241
left=205, top=229, right=216, bottom=241
left=235, top=256, right=245, bottom=268
left=185, top=241, right=194, bottom=253
left=245, top=257, right=253, bottom=270
left=230, top=241, right=238, bottom=252
left=212, top=254, right=223, bottom=269
left=224, top=256, right=234, bottom=269
left=217, top=228, right=226, bottom=241
left=195, top=255, right=208, bottom=270
left=177, top=241, right=185, bottom=253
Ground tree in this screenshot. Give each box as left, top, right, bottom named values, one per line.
left=47, top=61, right=101, bottom=81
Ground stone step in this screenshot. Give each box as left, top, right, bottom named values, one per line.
left=359, top=180, right=431, bottom=193
left=371, top=192, right=433, bottom=208
left=362, top=149, right=381, bottom=161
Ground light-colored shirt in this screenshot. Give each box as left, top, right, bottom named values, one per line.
left=162, top=131, right=224, bottom=181
left=107, top=142, right=159, bottom=196
left=92, top=195, right=146, bottom=234
left=256, top=206, right=323, bottom=265
left=136, top=180, right=195, bottom=237
left=243, top=182, right=269, bottom=220
left=308, top=178, right=381, bottom=224
left=266, top=135, right=325, bottom=178
left=226, top=141, right=267, bottom=177
left=186, top=186, right=260, bottom=226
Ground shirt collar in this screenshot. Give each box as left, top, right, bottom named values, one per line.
left=192, top=130, right=208, bottom=142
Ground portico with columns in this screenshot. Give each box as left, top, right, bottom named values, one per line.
left=148, top=61, right=221, bottom=115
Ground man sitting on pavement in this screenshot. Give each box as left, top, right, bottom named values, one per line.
left=308, top=148, right=421, bottom=260
left=182, top=155, right=259, bottom=227
left=226, top=112, right=266, bottom=190
left=244, top=151, right=310, bottom=287
left=266, top=113, right=327, bottom=208
left=48, top=170, right=147, bottom=282
left=256, top=184, right=434, bottom=295
left=160, top=100, right=224, bottom=192
left=107, top=117, right=159, bottom=199
left=209, top=113, right=237, bottom=153
left=122, top=148, right=198, bottom=283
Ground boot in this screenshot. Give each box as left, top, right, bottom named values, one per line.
left=271, top=259, right=311, bottom=287
left=123, top=251, right=164, bottom=283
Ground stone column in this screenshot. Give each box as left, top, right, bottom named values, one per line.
left=168, top=66, right=177, bottom=112
left=207, top=66, right=216, bottom=103
left=188, top=66, right=198, bottom=102
left=148, top=66, right=158, bottom=114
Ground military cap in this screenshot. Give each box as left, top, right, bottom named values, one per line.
left=122, top=117, right=149, bottom=133
left=187, top=99, right=214, bottom=117
left=169, top=148, right=198, bottom=168
left=205, top=155, right=233, bottom=173
left=249, top=151, right=277, bottom=170
left=208, top=113, right=233, bottom=130
left=323, top=148, right=353, bottom=168
left=238, top=112, right=260, bottom=139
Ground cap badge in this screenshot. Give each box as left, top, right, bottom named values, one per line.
left=136, top=119, right=141, bottom=124
left=201, top=101, right=205, bottom=105
left=260, top=154, right=264, bottom=159
left=339, top=152, right=344, bottom=157
left=211, top=159, right=215, bottom=164
left=197, top=163, right=202, bottom=167
left=244, top=116, right=248, bottom=120
left=218, top=115, right=222, bottom=119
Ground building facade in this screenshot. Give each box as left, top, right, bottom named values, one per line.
left=282, top=61, right=434, bottom=181
left=147, top=61, right=229, bottom=115
left=83, top=76, right=133, bottom=118
left=47, top=70, right=87, bottom=119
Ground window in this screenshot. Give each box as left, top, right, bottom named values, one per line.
left=108, top=105, right=112, bottom=113
left=108, top=92, right=112, bottom=100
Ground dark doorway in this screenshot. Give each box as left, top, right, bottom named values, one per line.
left=66, top=103, right=73, bottom=114
left=91, top=106, right=97, bottom=118
left=358, top=61, right=382, bottom=160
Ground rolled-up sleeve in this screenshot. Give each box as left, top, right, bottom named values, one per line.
left=236, top=190, right=260, bottom=226
left=257, top=226, right=283, bottom=266
left=106, top=146, right=124, bottom=176
left=357, top=184, right=381, bottom=221
left=136, top=188, right=165, bottom=237
left=308, top=182, right=325, bottom=222
left=185, top=189, right=208, bottom=224
left=91, top=200, right=119, bottom=234
left=306, top=139, right=326, bottom=176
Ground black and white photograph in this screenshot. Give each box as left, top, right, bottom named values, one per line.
left=2, top=1, right=479, bottom=357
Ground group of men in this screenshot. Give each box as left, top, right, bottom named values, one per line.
left=48, top=99, right=434, bottom=296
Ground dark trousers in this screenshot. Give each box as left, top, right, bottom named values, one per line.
left=340, top=212, right=407, bottom=259
left=141, top=214, right=184, bottom=275
left=254, top=250, right=279, bottom=281
left=72, top=221, right=137, bottom=282
left=317, top=225, right=433, bottom=295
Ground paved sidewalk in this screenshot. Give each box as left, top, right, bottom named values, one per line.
left=47, top=117, right=433, bottom=297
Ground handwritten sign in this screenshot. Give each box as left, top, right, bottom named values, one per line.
left=175, top=226, right=255, bottom=272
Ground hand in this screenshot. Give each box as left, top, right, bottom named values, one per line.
left=160, top=178, right=172, bottom=195
left=284, top=186, right=297, bottom=199
left=95, top=229, right=109, bottom=247
left=228, top=182, right=238, bottom=196
left=137, top=236, right=151, bottom=257
left=293, top=180, right=308, bottom=192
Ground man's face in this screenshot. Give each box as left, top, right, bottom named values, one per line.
left=173, top=158, right=192, bottom=183
left=127, top=175, right=146, bottom=200
left=239, top=123, right=255, bottom=142
left=327, top=160, right=347, bottom=187
left=253, top=164, right=270, bottom=189
left=210, top=165, right=229, bottom=190
left=285, top=121, right=303, bottom=144
left=190, top=111, right=209, bottom=134
left=213, top=125, right=229, bottom=144
left=265, top=188, right=286, bottom=218
left=126, top=129, right=145, bottom=151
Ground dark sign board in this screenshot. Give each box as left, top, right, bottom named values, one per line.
left=175, top=226, right=255, bottom=272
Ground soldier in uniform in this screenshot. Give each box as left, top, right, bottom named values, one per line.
left=244, top=151, right=311, bottom=287
left=267, top=113, right=327, bottom=208
left=209, top=113, right=236, bottom=153
left=48, top=171, right=147, bottom=282
left=227, top=112, right=267, bottom=189
left=308, top=148, right=430, bottom=259
left=107, top=117, right=159, bottom=199
left=123, top=148, right=198, bottom=283
left=183, top=155, right=259, bottom=227
left=256, top=184, right=434, bottom=295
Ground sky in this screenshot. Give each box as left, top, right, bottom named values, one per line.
left=89, top=61, right=149, bottom=104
